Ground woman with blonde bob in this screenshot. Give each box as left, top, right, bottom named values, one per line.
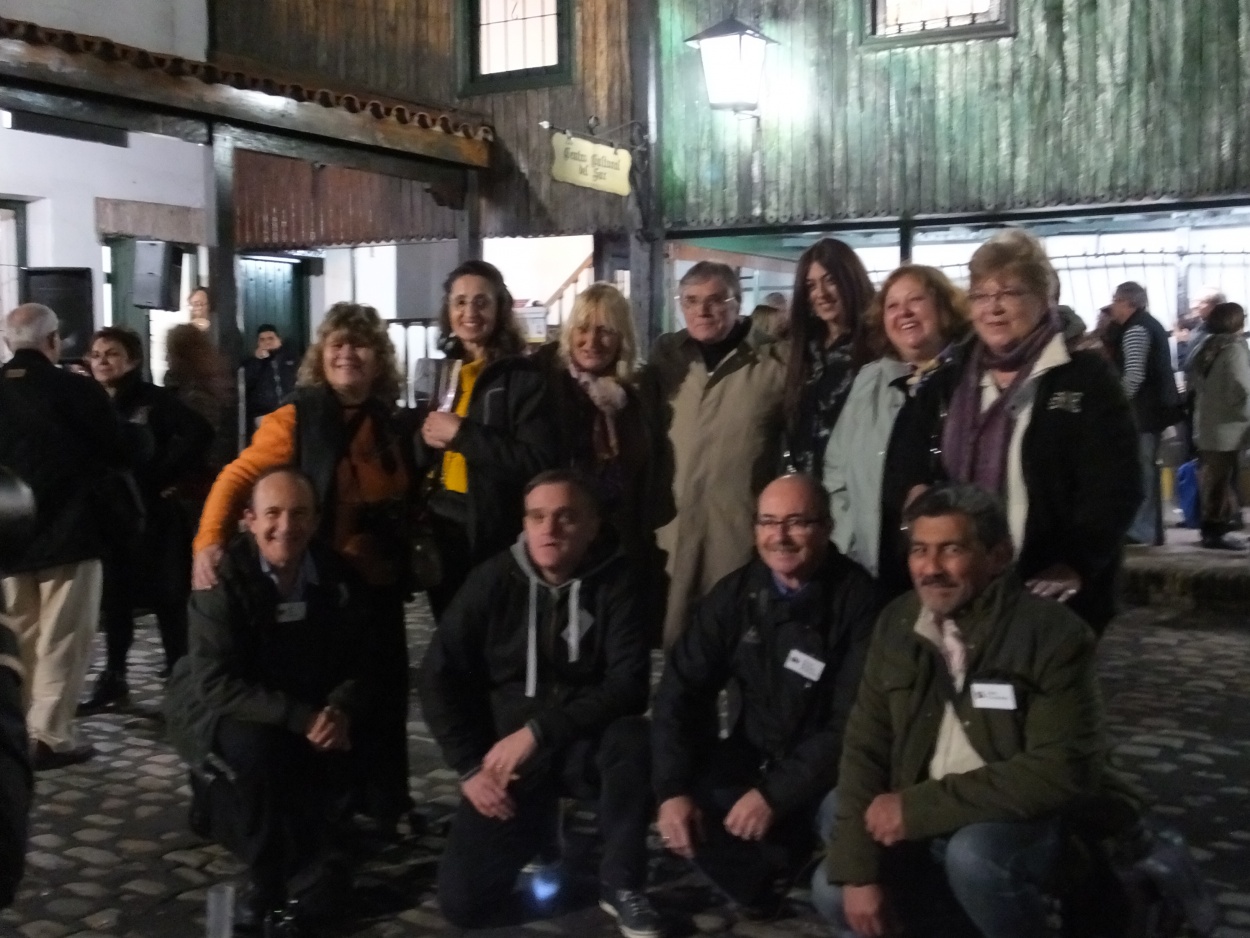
left=823, top=264, right=970, bottom=597
left=532, top=282, right=661, bottom=566
left=903, top=229, right=1140, bottom=633
left=191, top=301, right=419, bottom=830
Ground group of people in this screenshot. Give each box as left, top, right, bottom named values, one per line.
left=0, top=228, right=1214, bottom=937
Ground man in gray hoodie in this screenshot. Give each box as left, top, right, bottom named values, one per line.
left=418, top=469, right=657, bottom=938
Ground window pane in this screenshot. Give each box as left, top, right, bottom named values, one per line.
left=476, top=0, right=562, bottom=75
left=876, top=0, right=1004, bottom=35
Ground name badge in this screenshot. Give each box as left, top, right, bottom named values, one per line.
left=970, top=682, right=1017, bottom=710
left=784, top=649, right=826, bottom=682
left=276, top=601, right=307, bottom=623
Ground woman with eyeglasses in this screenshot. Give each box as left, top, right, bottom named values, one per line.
left=530, top=283, right=663, bottom=582
left=823, top=265, right=971, bottom=599
left=904, top=229, right=1140, bottom=634
left=414, top=260, right=558, bottom=620
left=781, top=238, right=875, bottom=474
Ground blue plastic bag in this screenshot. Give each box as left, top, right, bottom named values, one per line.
left=1175, top=459, right=1200, bottom=529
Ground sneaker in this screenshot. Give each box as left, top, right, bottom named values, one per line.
left=77, top=669, right=130, bottom=715
left=599, top=887, right=661, bottom=938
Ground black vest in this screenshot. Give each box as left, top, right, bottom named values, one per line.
left=1114, top=308, right=1181, bottom=432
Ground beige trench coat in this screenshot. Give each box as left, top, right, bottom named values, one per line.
left=643, top=327, right=787, bottom=647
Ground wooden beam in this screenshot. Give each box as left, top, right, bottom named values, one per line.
left=628, top=0, right=665, bottom=346
left=0, top=38, right=491, bottom=169
left=209, top=125, right=243, bottom=372
left=0, top=80, right=209, bottom=143
left=227, top=126, right=465, bottom=188
left=457, top=171, right=482, bottom=263
left=668, top=243, right=798, bottom=276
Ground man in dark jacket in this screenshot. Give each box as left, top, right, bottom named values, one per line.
left=165, top=466, right=375, bottom=934
left=1109, top=282, right=1182, bottom=545
left=0, top=610, right=31, bottom=908
left=0, top=303, right=126, bottom=770
left=241, top=324, right=298, bottom=439
left=815, top=484, right=1108, bottom=938
left=652, top=473, right=879, bottom=918
left=418, top=469, right=656, bottom=938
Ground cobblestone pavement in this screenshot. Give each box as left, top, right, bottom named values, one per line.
left=3, top=601, right=1249, bottom=938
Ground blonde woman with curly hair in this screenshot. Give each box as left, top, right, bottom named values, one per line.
left=191, top=301, right=418, bottom=831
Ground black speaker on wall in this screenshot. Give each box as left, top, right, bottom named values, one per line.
left=131, top=240, right=182, bottom=310
left=19, top=267, right=94, bottom=361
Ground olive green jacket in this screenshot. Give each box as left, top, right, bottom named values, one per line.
left=826, top=573, right=1108, bottom=885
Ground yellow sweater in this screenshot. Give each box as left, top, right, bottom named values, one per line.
left=440, top=358, right=484, bottom=493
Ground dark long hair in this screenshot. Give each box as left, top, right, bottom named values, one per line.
left=437, top=259, right=526, bottom=360
left=784, top=238, right=874, bottom=418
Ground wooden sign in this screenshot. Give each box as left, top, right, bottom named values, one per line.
left=550, top=132, right=631, bottom=197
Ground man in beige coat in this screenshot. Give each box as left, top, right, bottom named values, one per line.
left=645, top=262, right=787, bottom=646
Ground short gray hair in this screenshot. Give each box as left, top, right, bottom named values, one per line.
left=679, top=261, right=742, bottom=303
left=1114, top=281, right=1149, bottom=311
left=4, top=304, right=59, bottom=350
left=903, top=483, right=1011, bottom=552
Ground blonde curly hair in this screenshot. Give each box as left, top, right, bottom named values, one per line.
left=558, top=282, right=637, bottom=380
left=298, top=302, right=402, bottom=403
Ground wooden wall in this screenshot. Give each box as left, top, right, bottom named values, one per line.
left=211, top=0, right=634, bottom=238
left=660, top=0, right=1250, bottom=231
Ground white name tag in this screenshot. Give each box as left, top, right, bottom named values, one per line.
left=784, top=649, right=826, bottom=682
left=276, top=601, right=307, bottom=623
left=970, top=682, right=1017, bottom=710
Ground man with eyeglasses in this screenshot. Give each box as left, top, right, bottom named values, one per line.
left=645, top=260, right=788, bottom=648
left=418, top=469, right=657, bottom=938
left=651, top=473, right=879, bottom=920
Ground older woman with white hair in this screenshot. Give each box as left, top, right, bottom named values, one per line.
left=532, top=283, right=663, bottom=593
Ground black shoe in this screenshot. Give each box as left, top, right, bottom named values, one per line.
left=31, top=741, right=95, bottom=771
left=234, top=882, right=283, bottom=935
left=77, top=670, right=130, bottom=715
left=599, top=887, right=661, bottom=938
left=1200, top=534, right=1246, bottom=550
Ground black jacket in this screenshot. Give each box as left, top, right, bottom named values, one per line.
left=0, top=350, right=127, bottom=572
left=0, top=626, right=30, bottom=909
left=417, top=535, right=650, bottom=777
left=914, top=345, right=1141, bottom=632
left=1111, top=308, right=1182, bottom=433
left=164, top=535, right=376, bottom=770
left=242, top=346, right=298, bottom=423
left=110, top=369, right=214, bottom=505
left=414, top=355, right=558, bottom=562
left=651, top=551, right=879, bottom=818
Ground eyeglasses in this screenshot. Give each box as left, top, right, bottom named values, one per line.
left=754, top=515, right=826, bottom=533
left=967, top=287, right=1031, bottom=308
left=679, top=294, right=736, bottom=313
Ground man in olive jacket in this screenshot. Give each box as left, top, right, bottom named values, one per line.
left=814, top=484, right=1108, bottom=938
left=166, top=467, right=375, bottom=933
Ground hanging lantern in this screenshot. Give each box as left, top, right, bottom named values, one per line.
left=685, top=16, right=777, bottom=113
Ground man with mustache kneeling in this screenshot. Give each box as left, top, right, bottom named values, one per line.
left=813, top=483, right=1111, bottom=938
left=651, top=474, right=879, bottom=920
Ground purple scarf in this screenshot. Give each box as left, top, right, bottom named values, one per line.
left=941, top=311, right=1061, bottom=493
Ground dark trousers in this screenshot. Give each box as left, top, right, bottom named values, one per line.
left=100, top=505, right=191, bottom=674
left=213, top=717, right=352, bottom=898
left=1198, top=449, right=1240, bottom=536
left=436, top=715, right=652, bottom=928
left=354, top=588, right=412, bottom=821
left=687, top=738, right=822, bottom=906
left=424, top=511, right=474, bottom=623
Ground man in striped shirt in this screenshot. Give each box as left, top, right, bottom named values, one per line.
left=1108, top=282, right=1183, bottom=546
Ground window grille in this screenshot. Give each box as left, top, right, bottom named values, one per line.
left=478, top=0, right=560, bottom=76
left=870, top=0, right=1012, bottom=40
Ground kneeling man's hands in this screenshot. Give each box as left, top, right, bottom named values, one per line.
left=462, top=769, right=516, bottom=821
left=306, top=706, right=351, bottom=751
left=864, top=792, right=905, bottom=846
left=482, top=725, right=537, bottom=782
left=657, top=796, right=703, bottom=859
left=723, top=788, right=774, bottom=842
left=844, top=884, right=888, bottom=937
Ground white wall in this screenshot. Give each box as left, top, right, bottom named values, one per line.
left=0, top=126, right=210, bottom=325
left=0, top=0, right=208, bottom=60
left=484, top=235, right=593, bottom=304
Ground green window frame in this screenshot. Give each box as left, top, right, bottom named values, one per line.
left=459, top=0, right=575, bottom=97
left=862, top=0, right=1016, bottom=49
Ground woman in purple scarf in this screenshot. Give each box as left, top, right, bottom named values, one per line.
left=913, top=229, right=1140, bottom=634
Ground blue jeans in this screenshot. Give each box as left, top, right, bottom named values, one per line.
left=810, top=791, right=1059, bottom=938
left=1128, top=431, right=1162, bottom=544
